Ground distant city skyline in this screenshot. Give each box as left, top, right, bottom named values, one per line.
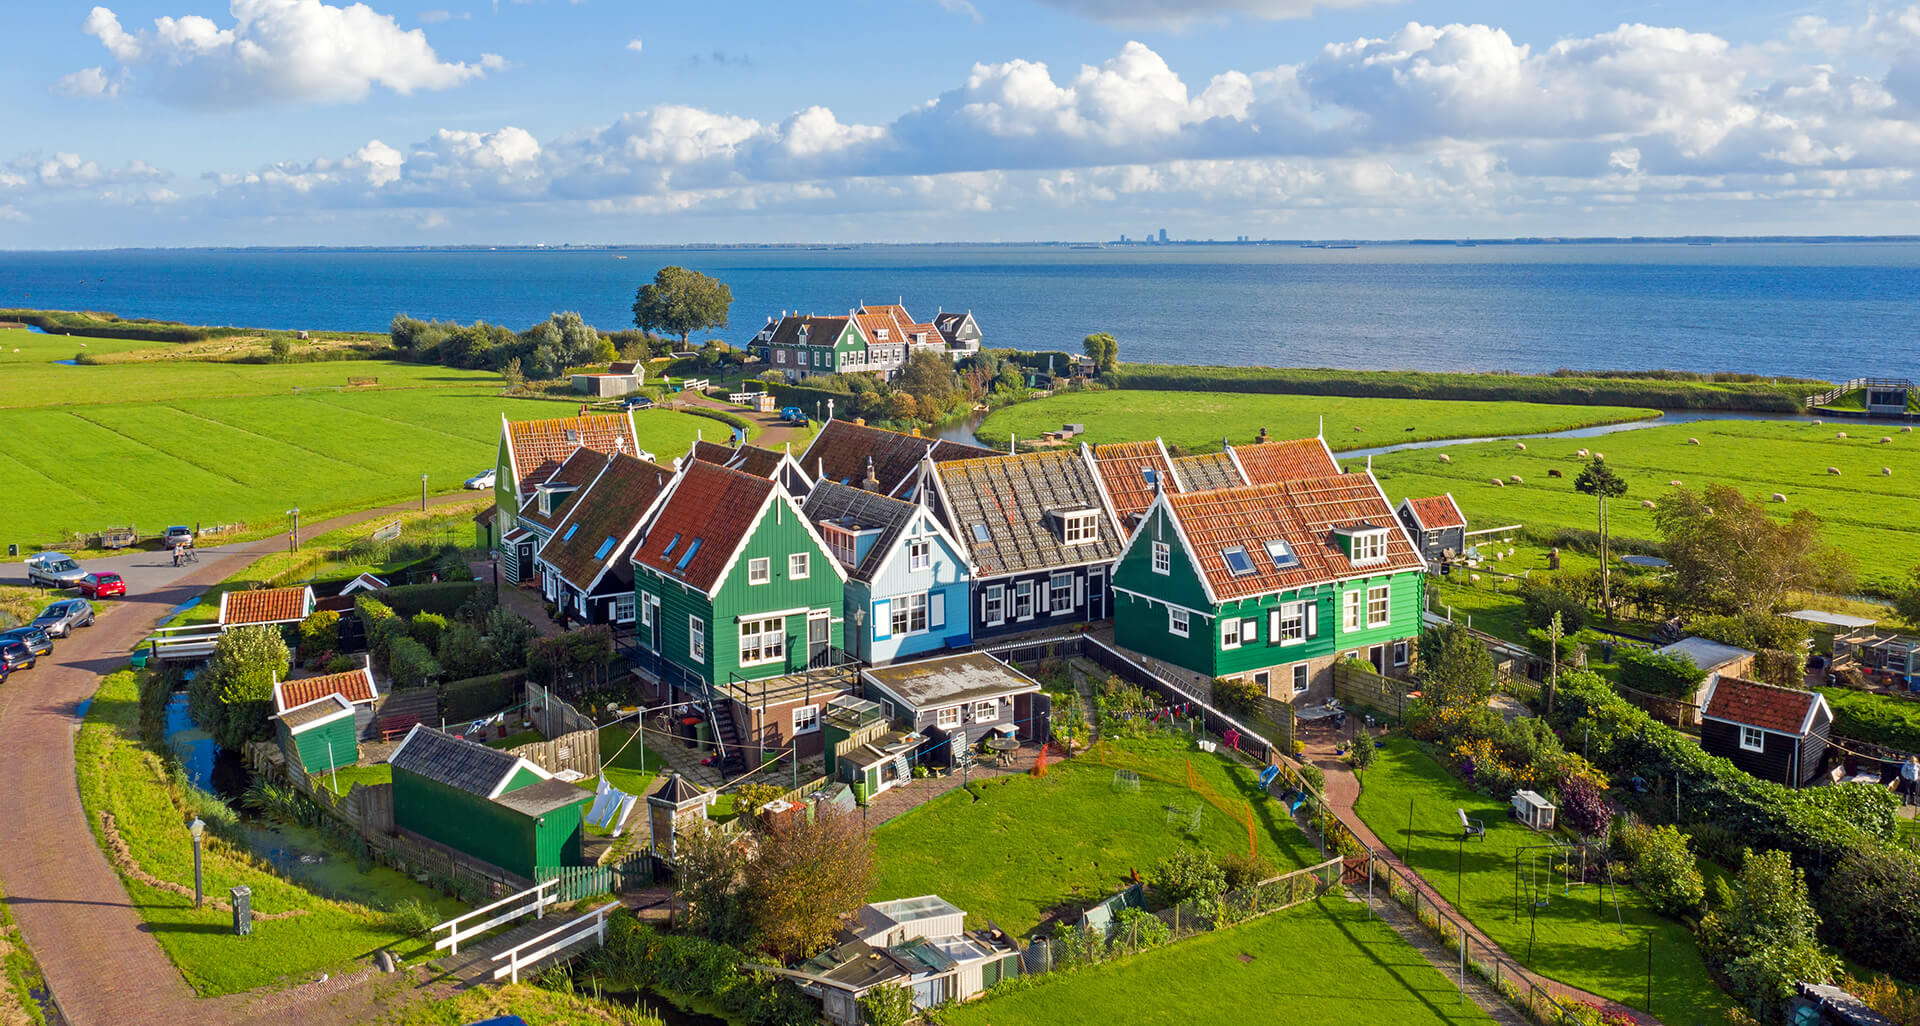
left=5, top=0, right=1920, bottom=248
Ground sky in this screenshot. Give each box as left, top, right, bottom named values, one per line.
left=3, top=0, right=1920, bottom=246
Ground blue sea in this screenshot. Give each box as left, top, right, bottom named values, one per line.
left=2, top=242, right=1916, bottom=381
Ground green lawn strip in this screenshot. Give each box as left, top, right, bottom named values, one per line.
left=486, top=730, right=545, bottom=750
left=976, top=392, right=1655, bottom=454
left=381, top=981, right=658, bottom=1025
left=318, top=764, right=393, bottom=795
left=1106, top=364, right=1816, bottom=411
left=76, top=670, right=460, bottom=995
left=1375, top=419, right=1920, bottom=593
left=871, top=735, right=1319, bottom=936
left=0, top=878, right=50, bottom=1026
left=0, top=356, right=500, bottom=410
left=1351, top=740, right=1735, bottom=1021
left=0, top=325, right=157, bottom=363
left=941, top=897, right=1493, bottom=1026
left=1815, top=687, right=1920, bottom=753
left=593, top=724, right=663, bottom=797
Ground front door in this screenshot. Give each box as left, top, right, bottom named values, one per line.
left=1087, top=567, right=1105, bottom=620
left=808, top=611, right=831, bottom=666
left=644, top=595, right=661, bottom=651
left=515, top=541, right=534, bottom=583
left=1369, top=644, right=1387, bottom=674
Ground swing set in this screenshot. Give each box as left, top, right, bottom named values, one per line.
left=1513, top=842, right=1626, bottom=963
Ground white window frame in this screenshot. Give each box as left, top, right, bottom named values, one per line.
left=748, top=557, right=771, bottom=585
left=1739, top=725, right=1765, bottom=752
left=739, top=616, right=788, bottom=667
left=1169, top=607, right=1190, bottom=638
left=1343, top=590, right=1363, bottom=631
left=971, top=700, right=998, bottom=723
left=640, top=592, right=654, bottom=627
left=1351, top=530, right=1388, bottom=566
left=1292, top=663, right=1310, bottom=695
left=789, top=552, right=811, bottom=580
left=937, top=706, right=962, bottom=729
left=793, top=704, right=820, bottom=734
left=1222, top=617, right=1242, bottom=649
left=824, top=524, right=859, bottom=567
left=1394, top=639, right=1410, bottom=667
left=984, top=584, right=1005, bottom=626
left=908, top=539, right=931, bottom=573
left=1014, top=581, right=1034, bottom=620
left=891, top=592, right=929, bottom=637
left=614, top=593, right=635, bottom=624
left=1061, top=510, right=1099, bottom=545
left=776, top=349, right=787, bottom=364
left=1049, top=573, right=1074, bottom=613
left=1277, top=602, right=1306, bottom=645
left=1151, top=540, right=1170, bottom=575
left=1366, top=584, right=1391, bottom=628
left=689, top=615, right=706, bottom=662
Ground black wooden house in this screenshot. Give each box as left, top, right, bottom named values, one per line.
left=1699, top=676, right=1833, bottom=788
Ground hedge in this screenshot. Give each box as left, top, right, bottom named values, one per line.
left=440, top=670, right=526, bottom=722
left=377, top=582, right=479, bottom=618
left=1617, top=648, right=1706, bottom=699
left=1549, top=672, right=1920, bottom=977
left=1815, top=687, right=1920, bottom=754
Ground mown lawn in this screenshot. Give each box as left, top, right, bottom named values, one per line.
left=871, top=735, right=1319, bottom=935
left=975, top=391, right=1654, bottom=454
left=318, top=763, right=393, bottom=795
left=942, top=898, right=1493, bottom=1026
left=1374, top=419, right=1920, bottom=593
left=382, top=981, right=660, bottom=1025
left=1351, top=740, right=1736, bottom=1022
left=77, top=670, right=462, bottom=995
left=593, top=723, right=663, bottom=798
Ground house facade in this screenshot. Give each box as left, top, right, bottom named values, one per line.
left=533, top=452, right=674, bottom=627
left=932, top=311, right=983, bottom=359
left=493, top=411, right=640, bottom=583
left=753, top=303, right=981, bottom=381
left=1110, top=444, right=1426, bottom=702
left=1699, top=676, right=1833, bottom=787
left=860, top=652, right=1043, bottom=770
left=924, top=450, right=1124, bottom=643
left=1397, top=494, right=1468, bottom=561
left=803, top=481, right=971, bottom=665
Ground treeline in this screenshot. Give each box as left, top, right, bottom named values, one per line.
left=1110, top=364, right=1817, bottom=411
left=387, top=311, right=666, bottom=380
left=0, top=308, right=259, bottom=343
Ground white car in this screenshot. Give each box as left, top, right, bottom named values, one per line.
left=25, top=553, right=87, bottom=588
left=464, top=469, right=497, bottom=490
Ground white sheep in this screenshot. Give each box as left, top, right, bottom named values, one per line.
left=1576, top=448, right=1590, bottom=457
left=1490, top=478, right=1505, bottom=487
left=1669, top=480, right=1683, bottom=487
left=1772, top=492, right=1788, bottom=502
left=1904, top=427, right=1914, bottom=434
left=1884, top=467, right=1894, bottom=476
left=1438, top=453, right=1452, bottom=463
left=1882, top=436, right=1894, bottom=444
left=1641, top=500, right=1657, bottom=509
left=1509, top=474, right=1524, bottom=484
left=1469, top=574, right=1482, bottom=583
left=1687, top=437, right=1700, bottom=445
left=1828, top=466, right=1843, bottom=475
left=1593, top=452, right=1605, bottom=461
left=1812, top=419, right=1823, bottom=426
left=1515, top=442, right=1527, bottom=451
left=1837, top=431, right=1849, bottom=439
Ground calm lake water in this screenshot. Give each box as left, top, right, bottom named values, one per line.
left=3, top=243, right=1917, bottom=380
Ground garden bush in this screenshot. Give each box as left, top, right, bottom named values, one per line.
left=1819, top=847, right=1920, bottom=978
left=380, top=581, right=479, bottom=617
left=296, top=609, right=340, bottom=658
left=1520, top=580, right=1589, bottom=634
left=1816, top=687, right=1920, bottom=754
left=1349, top=727, right=1377, bottom=771
left=437, top=621, right=490, bottom=680
left=1212, top=677, right=1264, bottom=719
left=1221, top=850, right=1273, bottom=891
left=1557, top=771, right=1612, bottom=837
left=1617, top=648, right=1706, bottom=699
left=440, top=670, right=526, bottom=721
left=409, top=611, right=448, bottom=650
left=1795, top=783, right=1899, bottom=843
left=1151, top=847, right=1226, bottom=919
left=1699, top=850, right=1837, bottom=1020
left=355, top=595, right=400, bottom=662
left=1615, top=823, right=1703, bottom=917
left=388, top=637, right=441, bottom=689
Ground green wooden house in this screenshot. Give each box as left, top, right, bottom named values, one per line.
left=274, top=694, right=358, bottom=778
left=493, top=411, right=640, bottom=584
left=631, top=458, right=849, bottom=766
left=387, top=725, right=590, bottom=880
left=1110, top=439, right=1427, bottom=704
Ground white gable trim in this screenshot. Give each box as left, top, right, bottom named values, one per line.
left=484, top=756, right=555, bottom=800
left=866, top=507, right=968, bottom=585
left=279, top=694, right=355, bottom=733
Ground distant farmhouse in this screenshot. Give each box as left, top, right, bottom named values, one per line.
left=751, top=302, right=981, bottom=382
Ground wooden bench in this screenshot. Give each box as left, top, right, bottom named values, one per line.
left=1458, top=808, right=1486, bottom=841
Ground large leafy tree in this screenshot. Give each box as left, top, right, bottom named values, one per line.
left=632, top=266, right=733, bottom=349
left=1418, top=622, right=1495, bottom=714
left=1573, top=457, right=1628, bottom=617
left=1700, top=849, right=1837, bottom=1019
left=895, top=349, right=960, bottom=418
left=187, top=625, right=291, bottom=751
left=744, top=809, right=875, bottom=960
left=1653, top=483, right=1843, bottom=614
left=1082, top=331, right=1119, bottom=374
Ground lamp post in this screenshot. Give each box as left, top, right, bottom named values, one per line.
left=287, top=508, right=301, bottom=552
left=188, top=816, right=205, bottom=909
left=421, top=473, right=429, bottom=511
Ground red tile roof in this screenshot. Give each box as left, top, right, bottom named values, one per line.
left=1704, top=677, right=1823, bottom=735
left=276, top=667, right=378, bottom=714
left=631, top=460, right=776, bottom=592
left=222, top=586, right=313, bottom=626
left=1231, top=438, right=1341, bottom=485
left=538, top=453, right=674, bottom=588
left=517, top=446, right=609, bottom=532
left=1404, top=494, right=1467, bottom=531
left=1088, top=440, right=1177, bottom=525
left=504, top=412, right=638, bottom=498
left=1164, top=474, right=1425, bottom=600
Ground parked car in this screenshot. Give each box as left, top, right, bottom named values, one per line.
left=163, top=526, right=195, bottom=549
left=31, top=599, right=94, bottom=638
left=621, top=396, right=654, bottom=411
left=0, top=626, right=53, bottom=658
left=779, top=406, right=809, bottom=425
left=464, top=469, right=497, bottom=490
left=80, top=572, right=126, bottom=599
left=24, top=553, right=86, bottom=588
left=0, top=640, right=34, bottom=679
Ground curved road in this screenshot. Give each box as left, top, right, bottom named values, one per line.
left=0, top=496, right=477, bottom=1026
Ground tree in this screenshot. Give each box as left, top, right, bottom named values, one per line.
left=1700, top=849, right=1837, bottom=1019
left=1349, top=727, right=1377, bottom=771
left=297, top=609, right=340, bottom=658
left=673, top=822, right=754, bottom=947
left=1153, top=846, right=1226, bottom=919
left=895, top=349, right=960, bottom=418
left=1556, top=770, right=1610, bottom=836
left=1573, top=457, right=1628, bottom=617
left=1819, top=847, right=1920, bottom=979
left=1654, top=483, right=1843, bottom=614
left=884, top=391, right=918, bottom=423
left=859, top=984, right=915, bottom=1026
left=1893, top=564, right=1920, bottom=629
left=744, top=809, right=875, bottom=960
left=187, top=625, right=291, bottom=751
left=1618, top=823, right=1704, bottom=917
left=632, top=266, right=733, bottom=349
left=1418, top=622, right=1495, bottom=714
left=1082, top=331, right=1120, bottom=374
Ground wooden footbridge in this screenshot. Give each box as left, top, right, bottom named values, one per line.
left=429, top=878, right=621, bottom=986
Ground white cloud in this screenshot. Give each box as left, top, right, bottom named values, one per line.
left=934, top=0, right=983, bottom=23
left=54, top=66, right=124, bottom=98
left=625, top=36, right=642, bottom=54
left=4, top=152, right=170, bottom=191
left=418, top=9, right=468, bottom=23
left=70, top=0, right=503, bottom=108
left=1032, top=0, right=1398, bottom=29
left=0, top=205, right=28, bottom=222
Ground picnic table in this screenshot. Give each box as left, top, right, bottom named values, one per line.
left=1295, top=699, right=1344, bottom=722
left=985, top=735, right=1020, bottom=767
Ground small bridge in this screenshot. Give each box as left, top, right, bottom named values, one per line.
left=140, top=623, right=224, bottom=663
left=429, top=879, right=621, bottom=986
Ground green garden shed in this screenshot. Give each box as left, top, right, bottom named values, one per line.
left=274, top=694, right=358, bottom=777
left=387, top=725, right=592, bottom=880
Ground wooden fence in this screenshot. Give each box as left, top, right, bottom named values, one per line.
left=1332, top=662, right=1412, bottom=721
left=508, top=727, right=602, bottom=778
left=526, top=680, right=598, bottom=739
left=1613, top=681, right=1700, bottom=729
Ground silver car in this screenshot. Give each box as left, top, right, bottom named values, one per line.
left=24, top=553, right=87, bottom=588
left=464, top=469, right=497, bottom=490
left=31, top=598, right=95, bottom=638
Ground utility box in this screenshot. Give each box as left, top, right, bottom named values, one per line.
left=1512, top=790, right=1555, bottom=832
left=231, top=885, right=252, bottom=935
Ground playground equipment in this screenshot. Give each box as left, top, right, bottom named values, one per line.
left=1514, top=842, right=1624, bottom=924
left=1112, top=769, right=1141, bottom=793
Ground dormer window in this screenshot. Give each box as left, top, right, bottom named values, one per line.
left=1335, top=525, right=1390, bottom=566
left=823, top=524, right=860, bottom=567
left=1265, top=539, right=1298, bottom=569
left=1221, top=546, right=1256, bottom=576
left=1056, top=508, right=1099, bottom=545
left=875, top=328, right=890, bottom=341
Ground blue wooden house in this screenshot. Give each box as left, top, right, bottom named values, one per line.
left=802, top=481, right=970, bottom=665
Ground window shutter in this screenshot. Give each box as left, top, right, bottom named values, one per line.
left=1074, top=574, right=1085, bottom=607
left=1244, top=618, right=1259, bottom=643
left=873, top=600, right=891, bottom=640
left=1269, top=609, right=1282, bottom=645
left=930, top=592, right=946, bottom=629
left=1036, top=580, right=1050, bottom=614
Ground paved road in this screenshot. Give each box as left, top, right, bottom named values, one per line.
left=0, top=496, right=476, bottom=1026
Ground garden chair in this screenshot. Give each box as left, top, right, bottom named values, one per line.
left=1458, top=808, right=1486, bottom=841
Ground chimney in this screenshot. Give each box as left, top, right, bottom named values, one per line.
left=1256, top=427, right=1268, bottom=445
left=863, top=456, right=880, bottom=492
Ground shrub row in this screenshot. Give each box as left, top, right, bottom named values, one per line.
left=1815, top=687, right=1920, bottom=754
left=1107, top=364, right=1813, bottom=411
left=378, top=581, right=478, bottom=618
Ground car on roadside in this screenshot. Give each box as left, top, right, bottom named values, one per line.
left=464, top=469, right=497, bottom=490
left=163, top=526, right=195, bottom=549
left=621, top=396, right=654, bottom=411
left=0, top=640, right=34, bottom=679
left=24, top=553, right=87, bottom=588
left=0, top=626, right=54, bottom=657
left=31, top=599, right=94, bottom=638
left=80, top=572, right=126, bottom=599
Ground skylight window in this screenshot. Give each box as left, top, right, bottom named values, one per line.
left=593, top=537, right=617, bottom=561
left=662, top=533, right=681, bottom=556
left=1265, top=539, right=1298, bottom=568
left=1221, top=546, right=1256, bottom=576
left=562, top=524, right=579, bottom=542
left=675, top=538, right=703, bottom=571
left=971, top=524, right=991, bottom=543
left=1141, top=467, right=1158, bottom=485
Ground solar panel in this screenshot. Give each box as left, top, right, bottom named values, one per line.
left=1222, top=546, right=1255, bottom=575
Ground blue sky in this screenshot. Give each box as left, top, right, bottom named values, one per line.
left=2, top=0, right=1917, bottom=246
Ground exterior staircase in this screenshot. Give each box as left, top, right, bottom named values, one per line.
left=707, top=699, right=748, bottom=774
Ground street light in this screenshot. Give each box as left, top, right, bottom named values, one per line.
left=421, top=473, right=429, bottom=511
left=286, top=508, right=301, bottom=552
left=188, top=816, right=206, bottom=908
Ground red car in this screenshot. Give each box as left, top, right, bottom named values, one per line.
left=80, top=573, right=126, bottom=599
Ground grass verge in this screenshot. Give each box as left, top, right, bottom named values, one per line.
left=380, top=982, right=662, bottom=1025
left=0, top=880, right=49, bottom=1026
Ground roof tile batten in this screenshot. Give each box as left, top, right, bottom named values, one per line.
left=1163, top=475, right=1425, bottom=600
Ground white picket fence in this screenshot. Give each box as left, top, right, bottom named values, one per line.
left=490, top=902, right=619, bottom=983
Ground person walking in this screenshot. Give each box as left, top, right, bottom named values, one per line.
left=1902, top=756, right=1919, bottom=806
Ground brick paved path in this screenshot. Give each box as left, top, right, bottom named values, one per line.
left=0, top=497, right=475, bottom=1026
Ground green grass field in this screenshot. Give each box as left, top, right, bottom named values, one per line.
left=942, top=898, right=1493, bottom=1026
left=1373, top=419, right=1920, bottom=593
left=870, top=735, right=1319, bottom=935
left=976, top=391, right=1655, bottom=454
left=77, top=671, right=462, bottom=995
left=1351, top=740, right=1735, bottom=1022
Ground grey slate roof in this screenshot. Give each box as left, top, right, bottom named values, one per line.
left=492, top=777, right=593, bottom=815
left=802, top=480, right=920, bottom=583
left=1171, top=451, right=1248, bottom=492
left=932, top=450, right=1122, bottom=577
left=862, top=652, right=1041, bottom=711
left=388, top=725, right=523, bottom=797
left=278, top=693, right=352, bottom=731
left=650, top=772, right=710, bottom=807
